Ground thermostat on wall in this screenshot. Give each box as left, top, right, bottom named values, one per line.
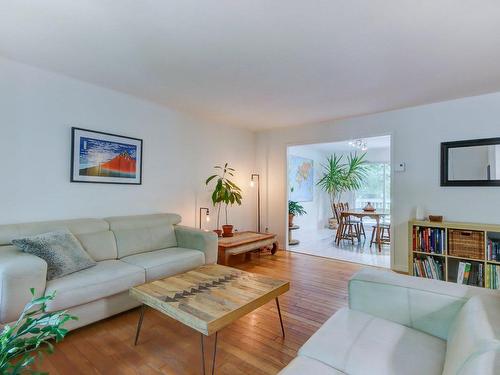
left=395, top=162, right=406, bottom=172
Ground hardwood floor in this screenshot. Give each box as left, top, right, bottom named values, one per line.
left=36, top=251, right=364, bottom=375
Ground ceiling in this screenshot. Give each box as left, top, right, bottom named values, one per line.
left=1, top=1, right=500, bottom=130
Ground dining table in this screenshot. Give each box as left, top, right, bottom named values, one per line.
left=337, top=209, right=390, bottom=251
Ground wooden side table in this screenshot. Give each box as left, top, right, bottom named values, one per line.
left=288, top=225, right=299, bottom=246
left=217, top=231, right=278, bottom=265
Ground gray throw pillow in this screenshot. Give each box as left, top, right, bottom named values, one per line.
left=12, top=229, right=96, bottom=280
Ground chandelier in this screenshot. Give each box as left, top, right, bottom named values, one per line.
left=348, top=139, right=368, bottom=151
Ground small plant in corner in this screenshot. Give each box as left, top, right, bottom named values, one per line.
left=288, top=200, right=306, bottom=228
left=0, top=289, right=77, bottom=374
left=205, top=163, right=243, bottom=237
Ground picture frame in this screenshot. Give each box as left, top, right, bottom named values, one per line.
left=71, top=127, right=143, bottom=185
left=441, top=137, right=500, bottom=187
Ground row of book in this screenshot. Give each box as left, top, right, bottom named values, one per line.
left=412, top=226, right=446, bottom=254
left=487, top=239, right=500, bottom=261
left=485, top=264, right=500, bottom=289
left=413, top=257, right=444, bottom=280
left=456, top=262, right=483, bottom=287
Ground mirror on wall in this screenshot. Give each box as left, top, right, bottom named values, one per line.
left=441, top=137, right=500, bottom=186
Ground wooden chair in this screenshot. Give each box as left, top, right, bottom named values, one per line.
left=335, top=203, right=361, bottom=245
left=370, top=222, right=391, bottom=250
left=341, top=202, right=366, bottom=239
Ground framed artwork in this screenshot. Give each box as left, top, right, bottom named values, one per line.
left=288, top=155, right=313, bottom=202
left=71, top=127, right=143, bottom=184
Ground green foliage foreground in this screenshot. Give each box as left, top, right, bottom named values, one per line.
left=0, top=289, right=77, bottom=374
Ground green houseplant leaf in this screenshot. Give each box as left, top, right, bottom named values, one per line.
left=0, top=290, right=77, bottom=374
left=316, top=152, right=367, bottom=217
left=205, top=163, right=244, bottom=229
left=288, top=201, right=307, bottom=216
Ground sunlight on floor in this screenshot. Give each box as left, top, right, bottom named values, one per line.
left=289, top=227, right=390, bottom=268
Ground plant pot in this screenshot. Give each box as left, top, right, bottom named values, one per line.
left=288, top=213, right=295, bottom=227
left=213, top=229, right=222, bottom=237
left=222, top=225, right=234, bottom=237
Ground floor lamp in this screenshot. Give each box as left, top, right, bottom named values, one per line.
left=199, top=207, right=210, bottom=229
left=250, top=174, right=261, bottom=232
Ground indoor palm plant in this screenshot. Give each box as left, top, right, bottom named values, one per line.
left=205, top=163, right=242, bottom=237
left=0, top=289, right=77, bottom=374
left=288, top=200, right=307, bottom=227
left=317, top=153, right=367, bottom=227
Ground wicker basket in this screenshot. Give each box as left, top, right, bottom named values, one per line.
left=448, top=229, right=484, bottom=260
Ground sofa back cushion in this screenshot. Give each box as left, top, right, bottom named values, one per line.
left=75, top=231, right=118, bottom=261
left=443, top=294, right=500, bottom=375
left=0, top=218, right=117, bottom=260
left=105, top=214, right=181, bottom=258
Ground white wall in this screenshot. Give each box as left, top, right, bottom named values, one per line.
left=257, top=92, right=500, bottom=271
left=0, top=58, right=257, bottom=230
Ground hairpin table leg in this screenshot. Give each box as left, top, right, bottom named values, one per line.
left=200, top=332, right=218, bottom=375
left=276, top=297, right=285, bottom=338
left=134, top=304, right=145, bottom=346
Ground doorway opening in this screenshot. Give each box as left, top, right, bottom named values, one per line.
left=286, top=135, right=392, bottom=268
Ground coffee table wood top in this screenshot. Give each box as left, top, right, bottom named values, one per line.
left=217, top=231, right=277, bottom=249
left=129, top=264, right=289, bottom=336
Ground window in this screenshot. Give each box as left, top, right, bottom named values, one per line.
left=354, top=163, right=390, bottom=211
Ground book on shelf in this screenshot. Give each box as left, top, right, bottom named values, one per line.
left=486, top=264, right=500, bottom=289
left=412, top=226, right=446, bottom=254
left=456, top=261, right=483, bottom=287
left=413, top=256, right=444, bottom=280
left=487, top=239, right=500, bottom=261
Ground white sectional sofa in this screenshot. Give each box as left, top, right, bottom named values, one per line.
left=279, top=269, right=500, bottom=375
left=0, top=213, right=217, bottom=330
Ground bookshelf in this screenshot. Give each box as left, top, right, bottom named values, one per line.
left=409, top=220, right=500, bottom=289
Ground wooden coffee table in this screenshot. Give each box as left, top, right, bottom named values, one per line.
left=217, top=231, right=278, bottom=265
left=129, top=264, right=289, bottom=375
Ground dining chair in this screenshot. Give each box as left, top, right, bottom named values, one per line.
left=370, top=222, right=390, bottom=250
left=343, top=202, right=365, bottom=239
left=335, top=203, right=361, bottom=245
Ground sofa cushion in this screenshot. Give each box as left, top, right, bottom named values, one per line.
left=443, top=295, right=500, bottom=375
left=0, top=218, right=109, bottom=246
left=45, top=260, right=145, bottom=311
left=75, top=230, right=118, bottom=261
left=121, top=247, right=205, bottom=281
left=348, top=269, right=484, bottom=340
left=106, top=214, right=181, bottom=258
left=278, top=357, right=345, bottom=375
left=12, top=229, right=96, bottom=280
left=299, top=308, right=446, bottom=375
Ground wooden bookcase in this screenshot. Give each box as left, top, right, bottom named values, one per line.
left=408, top=220, right=500, bottom=289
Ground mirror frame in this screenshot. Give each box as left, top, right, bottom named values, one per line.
left=441, top=137, right=500, bottom=187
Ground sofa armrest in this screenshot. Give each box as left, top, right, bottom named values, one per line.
left=348, top=268, right=496, bottom=340
left=0, top=246, right=47, bottom=323
left=174, top=226, right=218, bottom=264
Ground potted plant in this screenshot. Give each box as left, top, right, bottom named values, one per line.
left=288, top=200, right=307, bottom=227
left=205, top=163, right=243, bottom=237
left=316, top=153, right=367, bottom=228
left=1, top=289, right=77, bottom=374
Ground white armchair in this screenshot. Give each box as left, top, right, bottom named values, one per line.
left=279, top=268, right=500, bottom=375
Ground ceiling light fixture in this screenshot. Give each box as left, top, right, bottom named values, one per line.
left=349, top=139, right=368, bottom=151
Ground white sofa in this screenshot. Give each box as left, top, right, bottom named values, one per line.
left=279, top=269, right=500, bottom=375
left=0, top=213, right=217, bottom=330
